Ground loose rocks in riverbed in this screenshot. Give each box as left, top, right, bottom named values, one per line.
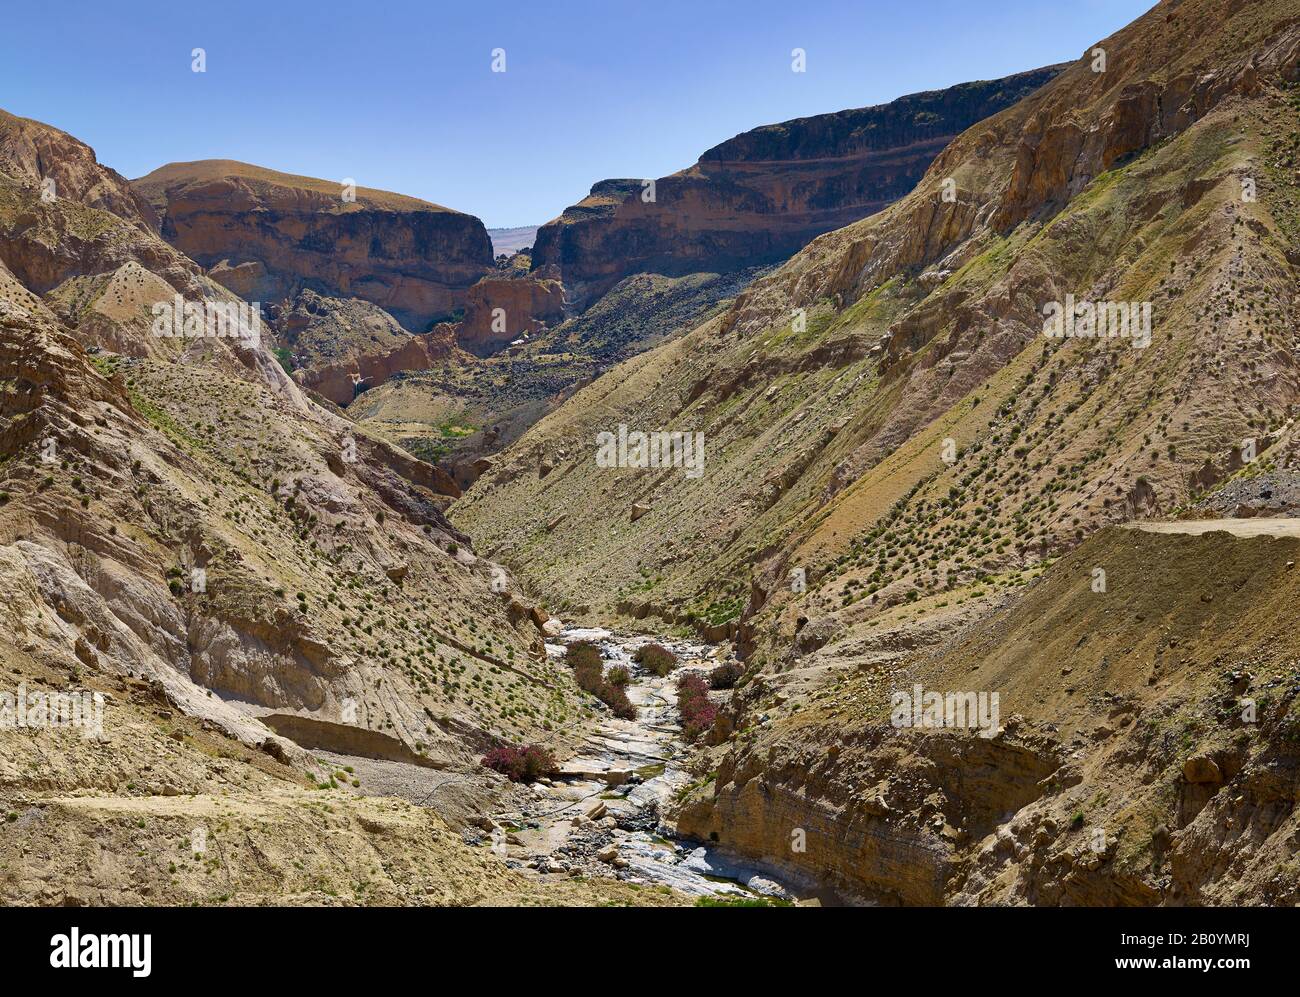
left=615, top=804, right=660, bottom=834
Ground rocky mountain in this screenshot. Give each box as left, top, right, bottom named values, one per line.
left=321, top=68, right=1065, bottom=476
left=7, top=0, right=1300, bottom=910
left=0, top=108, right=157, bottom=228
left=455, top=0, right=1300, bottom=903
left=531, top=66, right=1063, bottom=309
left=351, top=265, right=772, bottom=485
left=163, top=67, right=1064, bottom=490
left=133, top=160, right=494, bottom=330
left=0, top=107, right=669, bottom=905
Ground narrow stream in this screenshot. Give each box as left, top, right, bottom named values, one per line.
left=490, top=628, right=804, bottom=902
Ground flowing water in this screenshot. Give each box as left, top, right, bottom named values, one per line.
left=490, top=628, right=806, bottom=902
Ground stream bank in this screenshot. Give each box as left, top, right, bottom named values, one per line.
left=486, top=628, right=819, bottom=903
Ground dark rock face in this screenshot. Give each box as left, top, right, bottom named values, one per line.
left=532, top=66, right=1063, bottom=309
left=132, top=160, right=494, bottom=330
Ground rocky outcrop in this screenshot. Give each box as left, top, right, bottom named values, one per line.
left=531, top=66, right=1062, bottom=308
left=675, top=525, right=1300, bottom=905
left=0, top=108, right=157, bottom=227
left=676, top=728, right=1060, bottom=905
left=261, top=713, right=450, bottom=768
left=455, top=274, right=566, bottom=356
left=294, top=323, right=460, bottom=407
left=132, top=160, right=494, bottom=329
left=270, top=288, right=411, bottom=371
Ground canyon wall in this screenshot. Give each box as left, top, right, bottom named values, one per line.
left=133, top=160, right=494, bottom=330
left=531, top=66, right=1063, bottom=308
left=455, top=274, right=566, bottom=356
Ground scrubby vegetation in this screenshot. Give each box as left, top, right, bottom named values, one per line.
left=606, top=665, right=631, bottom=687
left=676, top=673, right=716, bottom=741
left=481, top=743, right=558, bottom=783
left=566, top=642, right=636, bottom=719
left=634, top=642, right=678, bottom=676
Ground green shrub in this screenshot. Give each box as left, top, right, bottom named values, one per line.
left=607, top=665, right=631, bottom=687
left=565, top=642, right=635, bottom=719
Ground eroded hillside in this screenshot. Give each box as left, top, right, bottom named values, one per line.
left=0, top=111, right=648, bottom=905
left=453, top=0, right=1300, bottom=904
left=457, top=0, right=1300, bottom=642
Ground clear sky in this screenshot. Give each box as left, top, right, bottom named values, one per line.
left=0, top=0, right=1154, bottom=227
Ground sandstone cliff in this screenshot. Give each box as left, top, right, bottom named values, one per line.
left=132, top=160, right=494, bottom=329
left=531, top=66, right=1063, bottom=309
left=293, top=322, right=463, bottom=411
left=455, top=274, right=566, bottom=357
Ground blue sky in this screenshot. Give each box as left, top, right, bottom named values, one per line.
left=0, top=0, right=1154, bottom=227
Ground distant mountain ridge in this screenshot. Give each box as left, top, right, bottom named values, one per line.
left=530, top=65, right=1065, bottom=309
left=487, top=225, right=540, bottom=258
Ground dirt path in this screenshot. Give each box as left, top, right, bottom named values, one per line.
left=1125, top=517, right=1300, bottom=538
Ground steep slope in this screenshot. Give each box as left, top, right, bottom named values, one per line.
left=532, top=66, right=1063, bottom=309
left=0, top=185, right=573, bottom=767
left=677, top=523, right=1300, bottom=905
left=457, top=0, right=1300, bottom=638
left=0, top=111, right=659, bottom=906
left=269, top=289, right=412, bottom=371
left=133, top=160, right=494, bottom=330
left=0, top=119, right=201, bottom=339
left=454, top=0, right=1300, bottom=906
left=0, top=108, right=157, bottom=227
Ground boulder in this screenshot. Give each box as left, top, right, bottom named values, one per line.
left=1182, top=755, right=1223, bottom=784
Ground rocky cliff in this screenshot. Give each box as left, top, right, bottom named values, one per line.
left=455, top=274, right=566, bottom=357
left=531, top=66, right=1063, bottom=309
left=132, top=160, right=494, bottom=329
left=676, top=524, right=1300, bottom=905
left=0, top=108, right=658, bottom=906
left=293, top=322, right=463, bottom=410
